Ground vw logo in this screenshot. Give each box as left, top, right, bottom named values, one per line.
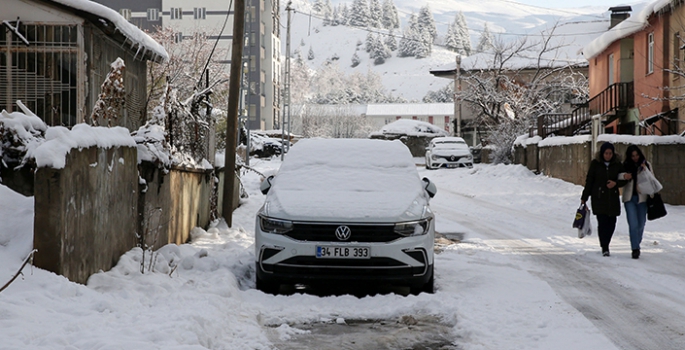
left=335, top=226, right=351, bottom=241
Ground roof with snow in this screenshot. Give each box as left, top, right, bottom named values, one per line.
left=583, top=0, right=672, bottom=59
left=372, top=119, right=449, bottom=137
left=39, top=0, right=168, bottom=62
left=292, top=103, right=455, bottom=117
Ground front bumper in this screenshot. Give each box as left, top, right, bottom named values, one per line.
left=255, top=224, right=434, bottom=287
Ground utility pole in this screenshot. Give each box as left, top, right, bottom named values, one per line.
left=281, top=1, right=292, bottom=161
left=454, top=54, right=462, bottom=138
left=222, top=0, right=245, bottom=227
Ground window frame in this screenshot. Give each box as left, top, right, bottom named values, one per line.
left=648, top=32, right=654, bottom=75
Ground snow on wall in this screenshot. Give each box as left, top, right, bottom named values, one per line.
left=582, top=0, right=672, bottom=59
left=49, top=0, right=168, bottom=61
left=515, top=133, right=685, bottom=147
left=29, top=124, right=136, bottom=169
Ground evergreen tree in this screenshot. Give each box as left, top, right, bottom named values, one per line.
left=331, top=6, right=340, bottom=26
left=312, top=0, right=324, bottom=13
left=381, top=0, right=399, bottom=29
left=477, top=22, right=494, bottom=52
left=351, top=52, right=361, bottom=67
left=340, top=4, right=350, bottom=26
left=414, top=30, right=432, bottom=59
left=369, top=0, right=384, bottom=28
left=308, top=46, right=315, bottom=60
left=398, top=14, right=419, bottom=57
left=457, top=12, right=472, bottom=56
left=445, top=21, right=460, bottom=53
left=349, top=0, right=370, bottom=27
left=384, top=30, right=397, bottom=51
left=370, top=35, right=390, bottom=65
left=365, top=32, right=375, bottom=53
left=417, top=5, right=437, bottom=41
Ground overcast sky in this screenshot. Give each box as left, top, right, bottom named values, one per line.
left=514, top=0, right=637, bottom=10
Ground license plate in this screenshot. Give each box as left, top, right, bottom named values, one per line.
left=447, top=164, right=458, bottom=168
left=316, top=246, right=370, bottom=259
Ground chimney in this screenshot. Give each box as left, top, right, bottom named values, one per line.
left=609, top=6, right=632, bottom=29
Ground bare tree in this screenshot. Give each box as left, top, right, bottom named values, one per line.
left=459, top=23, right=589, bottom=163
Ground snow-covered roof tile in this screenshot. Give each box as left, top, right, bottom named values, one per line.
left=583, top=0, right=673, bottom=60
left=45, top=0, right=168, bottom=62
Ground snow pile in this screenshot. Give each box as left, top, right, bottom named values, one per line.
left=371, top=119, right=449, bottom=137
left=28, top=124, right=136, bottom=169
left=583, top=0, right=670, bottom=59
left=50, top=0, right=168, bottom=61
left=131, top=106, right=172, bottom=168
left=597, top=133, right=685, bottom=145
left=0, top=101, right=47, bottom=168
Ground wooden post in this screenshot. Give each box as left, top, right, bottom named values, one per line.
left=222, top=0, right=245, bottom=227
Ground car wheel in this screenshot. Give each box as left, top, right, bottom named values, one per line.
left=410, top=266, right=434, bottom=295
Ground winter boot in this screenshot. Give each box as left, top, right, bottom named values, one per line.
left=632, top=249, right=640, bottom=259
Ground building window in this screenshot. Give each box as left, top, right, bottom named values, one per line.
left=193, top=7, right=206, bottom=20
left=648, top=32, right=654, bottom=74
left=170, top=7, right=182, bottom=20
left=412, top=116, right=417, bottom=120
left=428, top=116, right=434, bottom=124
left=119, top=9, right=132, bottom=21
left=445, top=116, right=450, bottom=132
left=174, top=32, right=183, bottom=43
left=608, top=53, right=615, bottom=85
left=0, top=24, right=79, bottom=127
left=147, top=8, right=159, bottom=21
left=396, top=116, right=401, bottom=120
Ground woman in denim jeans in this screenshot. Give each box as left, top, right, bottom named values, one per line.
left=621, top=144, right=651, bottom=259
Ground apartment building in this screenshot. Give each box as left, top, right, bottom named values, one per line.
left=93, top=0, right=281, bottom=130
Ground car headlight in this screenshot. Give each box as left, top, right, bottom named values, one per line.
left=259, top=215, right=293, bottom=234
left=431, top=155, right=439, bottom=160
left=394, top=218, right=431, bottom=236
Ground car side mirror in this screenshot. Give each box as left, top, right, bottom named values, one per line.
left=260, top=175, right=274, bottom=195
left=422, top=177, right=437, bottom=198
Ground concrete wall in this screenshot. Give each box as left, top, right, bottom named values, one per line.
left=33, top=146, right=138, bottom=284
left=514, top=139, right=685, bottom=205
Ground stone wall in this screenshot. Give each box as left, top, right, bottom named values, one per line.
left=33, top=146, right=138, bottom=284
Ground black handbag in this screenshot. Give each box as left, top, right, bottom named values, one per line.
left=647, top=193, right=667, bottom=221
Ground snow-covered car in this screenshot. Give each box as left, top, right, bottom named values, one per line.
left=255, top=138, right=437, bottom=295
left=425, top=137, right=473, bottom=169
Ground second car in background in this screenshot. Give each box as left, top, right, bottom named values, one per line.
left=425, top=137, right=473, bottom=169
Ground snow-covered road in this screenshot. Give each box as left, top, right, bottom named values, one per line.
left=2, top=161, right=685, bottom=349
left=427, top=165, right=685, bottom=349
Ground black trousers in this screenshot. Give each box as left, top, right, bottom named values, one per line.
left=596, top=214, right=617, bottom=251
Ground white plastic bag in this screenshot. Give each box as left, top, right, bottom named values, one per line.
left=578, top=207, right=592, bottom=238
left=637, top=167, right=663, bottom=195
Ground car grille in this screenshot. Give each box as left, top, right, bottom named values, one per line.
left=284, top=223, right=401, bottom=243
left=437, top=155, right=467, bottom=161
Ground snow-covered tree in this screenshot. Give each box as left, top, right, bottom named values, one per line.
left=339, top=3, right=350, bottom=26
left=369, top=0, right=384, bottom=28
left=457, top=12, right=472, bottom=56
left=349, top=0, right=370, bottom=27
left=417, top=5, right=437, bottom=41
left=381, top=0, right=400, bottom=29
left=351, top=52, right=361, bottom=67
left=398, top=14, right=419, bottom=57
left=313, top=0, right=324, bottom=13
left=384, top=30, right=397, bottom=52
left=477, top=22, right=495, bottom=52
left=288, top=52, right=312, bottom=105
left=460, top=25, right=588, bottom=163
left=423, top=83, right=454, bottom=103
left=414, top=30, right=432, bottom=59
left=309, top=62, right=405, bottom=104
left=365, top=32, right=375, bottom=53
left=308, top=45, right=315, bottom=60
left=445, top=12, right=471, bottom=56
left=370, top=35, right=391, bottom=65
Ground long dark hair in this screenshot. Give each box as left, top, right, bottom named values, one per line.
left=623, top=144, right=646, bottom=175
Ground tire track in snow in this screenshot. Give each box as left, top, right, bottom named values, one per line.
left=433, top=195, right=685, bottom=350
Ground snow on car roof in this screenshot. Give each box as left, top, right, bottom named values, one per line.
left=372, top=119, right=449, bottom=137
left=265, top=138, right=428, bottom=222
left=433, top=137, right=466, bottom=143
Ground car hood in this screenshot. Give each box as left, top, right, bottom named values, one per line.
left=431, top=147, right=471, bottom=156
left=261, top=170, right=431, bottom=223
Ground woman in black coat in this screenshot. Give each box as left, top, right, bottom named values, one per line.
left=581, top=142, right=628, bottom=257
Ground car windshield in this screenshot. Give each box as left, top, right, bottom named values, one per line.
left=433, top=141, right=468, bottom=149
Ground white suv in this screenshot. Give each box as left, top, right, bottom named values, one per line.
left=425, top=136, right=473, bottom=169
left=255, top=138, right=437, bottom=295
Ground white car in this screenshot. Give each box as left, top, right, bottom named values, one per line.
left=255, top=138, right=437, bottom=295
left=425, top=136, right=474, bottom=169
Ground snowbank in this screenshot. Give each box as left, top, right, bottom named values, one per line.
left=515, top=133, right=685, bottom=148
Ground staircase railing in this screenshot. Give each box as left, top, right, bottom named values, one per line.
left=532, top=82, right=634, bottom=138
